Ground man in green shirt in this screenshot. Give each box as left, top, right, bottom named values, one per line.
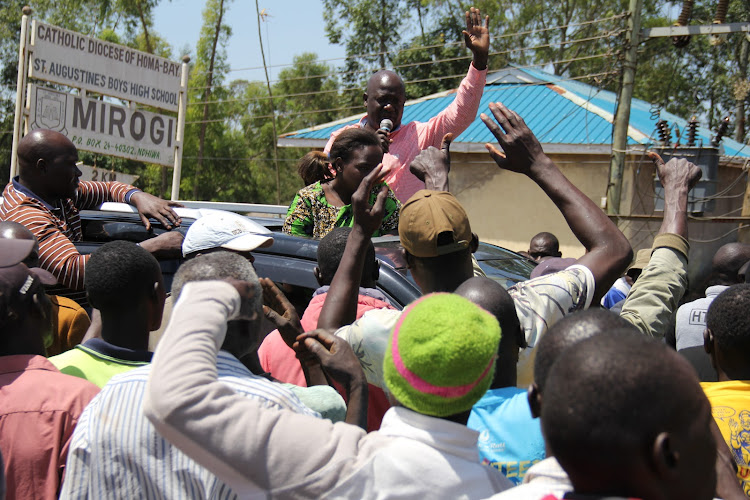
left=50, top=241, right=164, bottom=387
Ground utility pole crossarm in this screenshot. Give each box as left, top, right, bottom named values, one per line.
left=641, top=22, right=750, bottom=39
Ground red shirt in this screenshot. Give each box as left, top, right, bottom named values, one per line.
left=0, top=355, right=99, bottom=499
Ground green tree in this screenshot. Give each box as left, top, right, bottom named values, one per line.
left=0, top=0, right=165, bottom=181
left=323, top=0, right=412, bottom=108
left=240, top=53, right=341, bottom=204
left=391, top=14, right=467, bottom=99
left=631, top=0, right=750, bottom=140
left=188, top=0, right=232, bottom=200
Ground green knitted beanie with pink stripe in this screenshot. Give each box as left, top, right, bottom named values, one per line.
left=383, top=293, right=501, bottom=417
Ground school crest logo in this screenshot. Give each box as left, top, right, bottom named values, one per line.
left=33, top=87, right=68, bottom=134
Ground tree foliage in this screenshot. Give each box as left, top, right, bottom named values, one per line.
left=240, top=53, right=341, bottom=204
left=2, top=0, right=748, bottom=204
left=0, top=0, right=164, bottom=181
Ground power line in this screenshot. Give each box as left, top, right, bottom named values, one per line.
left=186, top=52, right=618, bottom=111
left=189, top=12, right=629, bottom=78
left=689, top=225, right=743, bottom=243
left=184, top=68, right=619, bottom=125
left=188, top=29, right=625, bottom=93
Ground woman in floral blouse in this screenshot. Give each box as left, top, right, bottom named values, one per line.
left=283, top=128, right=400, bottom=239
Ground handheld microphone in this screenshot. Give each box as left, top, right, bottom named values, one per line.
left=379, top=119, right=393, bottom=133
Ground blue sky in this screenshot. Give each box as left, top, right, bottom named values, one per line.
left=153, top=0, right=347, bottom=83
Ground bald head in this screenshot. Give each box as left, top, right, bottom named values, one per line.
left=534, top=308, right=636, bottom=393
left=0, top=221, right=39, bottom=267
left=16, top=129, right=80, bottom=204
left=455, top=276, right=522, bottom=347
left=529, top=232, right=561, bottom=262
left=366, top=70, right=405, bottom=94
left=364, top=70, right=406, bottom=132
left=711, top=243, right=750, bottom=285
left=456, top=276, right=524, bottom=388
left=0, top=221, right=35, bottom=242
left=17, top=129, right=76, bottom=170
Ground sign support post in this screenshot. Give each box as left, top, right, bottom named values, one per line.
left=10, top=6, right=32, bottom=181
left=171, top=55, right=190, bottom=201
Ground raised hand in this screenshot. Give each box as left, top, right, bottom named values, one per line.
left=130, top=191, right=183, bottom=230
left=463, top=7, right=490, bottom=70
left=352, top=164, right=388, bottom=237
left=648, top=151, right=702, bottom=192
left=480, top=102, right=547, bottom=176
left=647, top=151, right=702, bottom=238
left=260, top=277, right=303, bottom=348
left=410, top=133, right=452, bottom=191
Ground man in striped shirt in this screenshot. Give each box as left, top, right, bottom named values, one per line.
left=1, top=129, right=184, bottom=298
left=59, top=252, right=328, bottom=500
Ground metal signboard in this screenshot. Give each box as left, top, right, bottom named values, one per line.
left=29, top=21, right=181, bottom=111
left=29, top=84, right=176, bottom=167
left=77, top=164, right=139, bottom=185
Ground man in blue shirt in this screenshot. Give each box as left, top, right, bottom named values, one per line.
left=459, top=276, right=545, bottom=484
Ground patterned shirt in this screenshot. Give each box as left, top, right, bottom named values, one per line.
left=700, top=380, right=750, bottom=496
left=0, top=178, right=138, bottom=293
left=324, top=63, right=487, bottom=203
left=60, top=351, right=320, bottom=500
left=283, top=181, right=400, bottom=239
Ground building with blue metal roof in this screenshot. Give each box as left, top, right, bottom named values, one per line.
left=280, top=65, right=749, bottom=161
left=280, top=66, right=749, bottom=278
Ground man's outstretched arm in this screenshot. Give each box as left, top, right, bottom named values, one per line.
left=144, top=281, right=365, bottom=497
left=481, top=102, right=632, bottom=302
left=619, top=153, right=701, bottom=338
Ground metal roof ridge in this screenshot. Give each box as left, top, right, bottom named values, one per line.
left=546, top=82, right=650, bottom=144
left=278, top=111, right=365, bottom=137
left=280, top=78, right=467, bottom=138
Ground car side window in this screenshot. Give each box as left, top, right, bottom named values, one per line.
left=253, top=253, right=319, bottom=338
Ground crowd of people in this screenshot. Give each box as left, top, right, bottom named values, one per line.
left=2, top=5, right=750, bottom=500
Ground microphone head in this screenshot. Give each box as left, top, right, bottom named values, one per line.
left=379, top=119, right=393, bottom=132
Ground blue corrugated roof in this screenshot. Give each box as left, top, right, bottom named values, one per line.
left=281, top=66, right=749, bottom=159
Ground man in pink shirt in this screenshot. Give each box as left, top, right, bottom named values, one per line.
left=324, top=7, right=490, bottom=202
left=0, top=239, right=99, bottom=500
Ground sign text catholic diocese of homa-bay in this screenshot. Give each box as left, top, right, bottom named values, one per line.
left=29, top=21, right=181, bottom=111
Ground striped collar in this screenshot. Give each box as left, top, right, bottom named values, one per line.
left=12, top=177, right=57, bottom=211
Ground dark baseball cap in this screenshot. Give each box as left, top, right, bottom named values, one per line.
left=0, top=239, right=56, bottom=285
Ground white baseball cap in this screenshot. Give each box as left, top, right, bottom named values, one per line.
left=182, top=211, right=274, bottom=257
